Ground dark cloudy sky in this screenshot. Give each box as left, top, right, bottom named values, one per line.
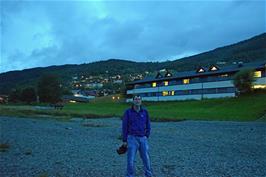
left=1, top=0, right=265, bottom=73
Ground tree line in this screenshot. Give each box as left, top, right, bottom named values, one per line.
left=8, top=74, right=65, bottom=104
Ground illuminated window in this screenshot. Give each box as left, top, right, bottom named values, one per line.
left=183, top=79, right=190, bottom=84
left=164, top=81, right=169, bottom=86
left=210, top=66, right=218, bottom=71
left=152, top=82, right=157, bottom=87
left=171, top=91, right=175, bottom=96
left=254, top=71, right=262, bottom=78
left=253, top=84, right=266, bottom=89
left=220, top=74, right=228, bottom=77
left=197, top=68, right=205, bottom=73
left=166, top=73, right=172, bottom=77
left=162, top=91, right=168, bottom=96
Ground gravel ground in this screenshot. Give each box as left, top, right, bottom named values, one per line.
left=0, top=116, right=266, bottom=177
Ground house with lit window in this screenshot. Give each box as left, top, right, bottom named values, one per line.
left=125, top=61, right=266, bottom=102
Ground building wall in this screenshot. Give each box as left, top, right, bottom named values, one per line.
left=254, top=77, right=266, bottom=85
left=126, top=69, right=266, bottom=102
left=127, top=80, right=235, bottom=94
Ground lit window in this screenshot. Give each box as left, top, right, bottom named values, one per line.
left=197, top=68, right=205, bottom=73
left=152, top=82, right=157, bottom=87
left=210, top=66, right=218, bottom=71
left=220, top=74, right=228, bottom=77
left=164, top=81, right=169, bottom=86
left=162, top=91, right=168, bottom=96
left=254, top=71, right=262, bottom=78
left=253, top=84, right=266, bottom=89
left=166, top=73, right=172, bottom=77
left=183, top=79, right=190, bottom=84
left=171, top=91, right=175, bottom=96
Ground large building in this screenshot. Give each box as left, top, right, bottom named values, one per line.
left=126, top=61, right=266, bottom=102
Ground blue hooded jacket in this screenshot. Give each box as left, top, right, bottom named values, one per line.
left=122, top=106, right=151, bottom=142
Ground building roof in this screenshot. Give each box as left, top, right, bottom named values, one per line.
left=62, top=95, right=91, bottom=102
left=127, top=61, right=266, bottom=85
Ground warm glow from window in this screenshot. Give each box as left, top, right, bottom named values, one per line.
left=210, top=66, right=218, bottom=71
left=162, top=91, right=168, bottom=96
left=69, top=100, right=76, bottom=103
left=152, top=82, right=157, bottom=87
left=254, top=71, right=262, bottom=78
left=220, top=74, right=228, bottom=77
left=183, top=79, right=190, bottom=84
left=171, top=91, right=175, bottom=96
left=253, top=85, right=266, bottom=89
left=164, top=81, right=169, bottom=86
left=198, top=68, right=205, bottom=73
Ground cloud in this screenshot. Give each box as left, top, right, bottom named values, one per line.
left=1, top=0, right=265, bottom=73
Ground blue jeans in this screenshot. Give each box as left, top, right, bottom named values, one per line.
left=126, top=135, right=152, bottom=177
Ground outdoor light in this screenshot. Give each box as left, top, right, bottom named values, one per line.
left=253, top=85, right=266, bottom=89
left=254, top=71, right=262, bottom=78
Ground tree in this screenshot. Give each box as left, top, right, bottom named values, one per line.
left=8, top=88, right=21, bottom=103
left=21, top=87, right=36, bottom=104
left=233, top=68, right=256, bottom=94
left=37, top=75, right=62, bottom=103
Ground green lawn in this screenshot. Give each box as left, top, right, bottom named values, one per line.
left=1, top=93, right=266, bottom=121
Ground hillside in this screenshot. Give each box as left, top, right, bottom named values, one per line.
left=0, top=33, right=265, bottom=94
left=166, top=33, right=266, bottom=71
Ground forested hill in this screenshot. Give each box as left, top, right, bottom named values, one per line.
left=165, top=33, right=266, bottom=71
left=0, top=33, right=265, bottom=94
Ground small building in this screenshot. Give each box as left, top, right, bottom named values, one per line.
left=85, top=83, right=103, bottom=89
left=62, top=95, right=91, bottom=103
left=125, top=61, right=266, bottom=102
left=0, top=95, right=8, bottom=104
left=65, top=90, right=96, bottom=103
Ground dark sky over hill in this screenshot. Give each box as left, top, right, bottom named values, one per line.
left=1, top=1, right=265, bottom=73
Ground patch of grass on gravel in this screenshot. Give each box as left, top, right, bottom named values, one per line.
left=0, top=142, right=10, bottom=152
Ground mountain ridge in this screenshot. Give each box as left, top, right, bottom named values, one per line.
left=1, top=33, right=265, bottom=94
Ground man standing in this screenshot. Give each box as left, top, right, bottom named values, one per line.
left=122, top=95, right=152, bottom=177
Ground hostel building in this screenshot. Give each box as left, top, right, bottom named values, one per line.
left=126, top=61, right=266, bottom=102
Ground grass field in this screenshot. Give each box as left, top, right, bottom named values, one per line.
left=1, top=93, right=266, bottom=121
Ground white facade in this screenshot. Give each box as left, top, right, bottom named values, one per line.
left=126, top=66, right=266, bottom=102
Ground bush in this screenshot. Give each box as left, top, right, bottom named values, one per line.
left=8, top=88, right=21, bottom=103
left=233, top=68, right=256, bottom=94
left=37, top=74, right=62, bottom=103
left=21, top=87, right=37, bottom=104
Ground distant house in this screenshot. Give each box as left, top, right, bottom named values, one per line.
left=0, top=95, right=8, bottom=104
left=85, top=83, right=103, bottom=89
left=63, top=90, right=96, bottom=103
left=125, top=61, right=266, bottom=102
left=62, top=95, right=90, bottom=103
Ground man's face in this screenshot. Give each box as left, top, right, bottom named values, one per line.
left=133, top=96, right=142, bottom=106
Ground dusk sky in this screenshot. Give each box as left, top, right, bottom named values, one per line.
left=1, top=0, right=265, bottom=73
